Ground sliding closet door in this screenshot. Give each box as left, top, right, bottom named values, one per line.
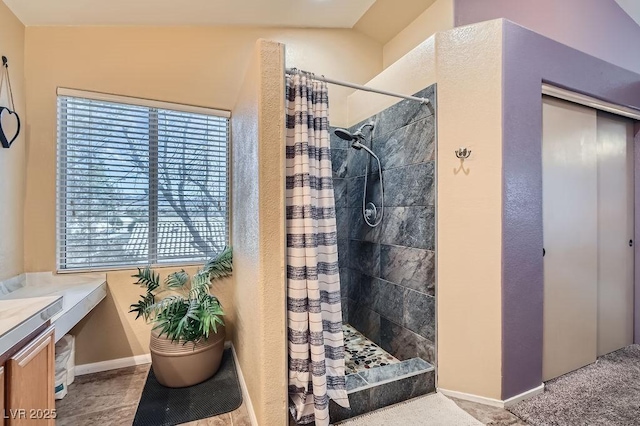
left=542, top=96, right=598, bottom=381
left=596, top=111, right=635, bottom=357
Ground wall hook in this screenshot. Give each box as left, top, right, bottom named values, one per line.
left=455, top=147, right=471, bottom=159
left=0, top=54, right=20, bottom=148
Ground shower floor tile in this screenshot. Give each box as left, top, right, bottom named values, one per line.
left=343, top=324, right=400, bottom=374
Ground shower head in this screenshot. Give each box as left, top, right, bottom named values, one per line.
left=334, top=128, right=357, bottom=142
left=333, top=121, right=375, bottom=149
left=334, top=128, right=364, bottom=150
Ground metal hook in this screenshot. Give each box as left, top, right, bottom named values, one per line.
left=1, top=56, right=6, bottom=68
left=455, top=147, right=471, bottom=159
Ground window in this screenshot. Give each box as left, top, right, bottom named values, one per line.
left=57, top=89, right=230, bottom=271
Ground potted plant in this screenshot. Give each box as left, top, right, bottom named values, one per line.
left=130, top=246, right=232, bottom=388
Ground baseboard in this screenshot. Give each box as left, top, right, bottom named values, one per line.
left=438, top=383, right=544, bottom=409
left=76, top=341, right=234, bottom=376
left=231, top=343, right=259, bottom=426
left=502, top=383, right=545, bottom=407
left=76, top=354, right=152, bottom=376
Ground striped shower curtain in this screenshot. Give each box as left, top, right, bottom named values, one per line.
left=286, top=72, right=349, bottom=426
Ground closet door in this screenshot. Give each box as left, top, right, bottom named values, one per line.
left=542, top=96, right=598, bottom=381
left=596, top=111, right=635, bottom=356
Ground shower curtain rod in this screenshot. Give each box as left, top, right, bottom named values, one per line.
left=285, top=68, right=429, bottom=105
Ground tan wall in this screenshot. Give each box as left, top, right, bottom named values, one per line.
left=24, top=25, right=381, bottom=273
left=435, top=20, right=503, bottom=399
left=22, top=26, right=381, bottom=366
left=0, top=3, right=25, bottom=280
left=348, top=35, right=436, bottom=126
left=382, top=0, right=454, bottom=68
left=20, top=15, right=507, bottom=405
left=72, top=268, right=233, bottom=366
left=348, top=20, right=504, bottom=399
left=354, top=0, right=439, bottom=44
left=231, top=39, right=287, bottom=426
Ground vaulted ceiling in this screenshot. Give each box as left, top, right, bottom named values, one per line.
left=3, top=0, right=437, bottom=49
left=615, top=0, right=640, bottom=27
left=2, top=0, right=377, bottom=27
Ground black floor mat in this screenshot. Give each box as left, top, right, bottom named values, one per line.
left=133, top=348, right=243, bottom=426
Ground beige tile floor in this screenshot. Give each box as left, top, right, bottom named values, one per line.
left=450, top=398, right=527, bottom=426
left=55, top=364, right=251, bottom=426
left=330, top=396, right=527, bottom=426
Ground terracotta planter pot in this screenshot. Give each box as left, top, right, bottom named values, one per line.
left=150, top=324, right=226, bottom=388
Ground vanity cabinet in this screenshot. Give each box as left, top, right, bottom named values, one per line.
left=0, top=366, right=4, bottom=426
left=4, top=326, right=55, bottom=425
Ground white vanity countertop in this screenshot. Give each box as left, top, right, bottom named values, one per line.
left=0, top=272, right=107, bottom=351
left=0, top=296, right=63, bottom=355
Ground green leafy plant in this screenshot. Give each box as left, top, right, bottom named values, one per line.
left=130, top=246, right=232, bottom=344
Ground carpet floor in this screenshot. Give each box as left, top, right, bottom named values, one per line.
left=509, top=345, right=640, bottom=425
left=338, top=393, right=482, bottom=426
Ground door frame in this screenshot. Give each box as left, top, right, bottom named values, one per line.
left=542, top=84, right=640, bottom=121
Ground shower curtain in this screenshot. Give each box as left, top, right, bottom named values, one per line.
left=286, top=72, right=349, bottom=426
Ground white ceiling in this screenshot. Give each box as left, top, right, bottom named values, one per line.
left=2, top=0, right=377, bottom=27
left=615, top=0, right=640, bottom=27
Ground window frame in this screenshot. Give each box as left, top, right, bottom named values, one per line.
left=56, top=88, right=231, bottom=273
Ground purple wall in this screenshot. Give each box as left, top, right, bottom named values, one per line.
left=455, top=0, right=640, bottom=75
left=635, top=124, right=640, bottom=345
left=501, top=20, right=640, bottom=399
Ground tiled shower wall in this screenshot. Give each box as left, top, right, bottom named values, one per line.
left=331, top=85, right=436, bottom=365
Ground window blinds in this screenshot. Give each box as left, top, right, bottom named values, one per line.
left=57, top=92, right=230, bottom=271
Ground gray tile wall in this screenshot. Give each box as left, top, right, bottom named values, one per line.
left=330, top=85, right=437, bottom=365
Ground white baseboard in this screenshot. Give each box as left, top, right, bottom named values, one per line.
left=76, top=341, right=233, bottom=376
left=76, top=354, right=151, bottom=376
left=438, top=383, right=544, bottom=409
left=231, top=344, right=259, bottom=426
left=502, top=383, right=545, bottom=407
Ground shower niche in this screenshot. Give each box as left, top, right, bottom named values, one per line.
left=329, top=85, right=437, bottom=422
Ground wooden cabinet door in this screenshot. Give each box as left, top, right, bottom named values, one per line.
left=6, top=326, right=55, bottom=426
left=0, top=366, right=5, bottom=426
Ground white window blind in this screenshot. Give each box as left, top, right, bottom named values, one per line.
left=57, top=91, right=230, bottom=271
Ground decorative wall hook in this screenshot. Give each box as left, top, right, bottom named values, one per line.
left=455, top=147, right=471, bottom=159
left=0, top=55, right=20, bottom=149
